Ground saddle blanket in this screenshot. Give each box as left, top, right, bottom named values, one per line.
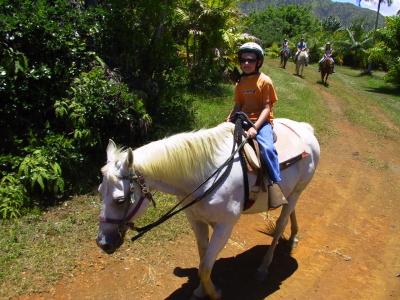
left=274, top=118, right=309, bottom=165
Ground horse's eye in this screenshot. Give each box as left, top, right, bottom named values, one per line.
left=114, top=197, right=126, bottom=205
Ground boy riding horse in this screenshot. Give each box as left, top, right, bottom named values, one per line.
left=227, top=42, right=287, bottom=208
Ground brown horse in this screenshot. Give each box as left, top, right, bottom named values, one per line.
left=280, top=49, right=290, bottom=69
left=320, top=58, right=333, bottom=86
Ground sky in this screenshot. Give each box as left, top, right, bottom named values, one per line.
left=332, top=0, right=400, bottom=16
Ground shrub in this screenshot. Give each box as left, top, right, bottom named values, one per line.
left=55, top=66, right=150, bottom=149
left=18, top=150, right=64, bottom=199
left=266, top=42, right=280, bottom=58
left=0, top=174, right=29, bottom=219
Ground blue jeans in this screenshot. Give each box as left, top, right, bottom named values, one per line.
left=256, top=122, right=281, bottom=183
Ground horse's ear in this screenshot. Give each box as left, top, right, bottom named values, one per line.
left=124, top=148, right=134, bottom=169
left=106, top=139, right=117, bottom=162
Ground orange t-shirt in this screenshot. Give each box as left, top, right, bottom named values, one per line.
left=234, top=73, right=277, bottom=123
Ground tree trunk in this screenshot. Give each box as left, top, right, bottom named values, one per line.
left=365, top=0, right=382, bottom=75
left=374, top=0, right=382, bottom=31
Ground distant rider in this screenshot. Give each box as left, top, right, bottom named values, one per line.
left=281, top=38, right=289, bottom=54
left=318, top=42, right=335, bottom=73
left=294, top=36, right=309, bottom=66
left=280, top=38, right=290, bottom=65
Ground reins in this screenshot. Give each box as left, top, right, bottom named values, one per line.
left=130, top=116, right=252, bottom=241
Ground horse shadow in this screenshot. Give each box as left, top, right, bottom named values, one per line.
left=317, top=80, right=329, bottom=87
left=165, top=242, right=298, bottom=300
left=293, top=73, right=303, bottom=78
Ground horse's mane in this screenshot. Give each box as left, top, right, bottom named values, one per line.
left=105, top=122, right=235, bottom=189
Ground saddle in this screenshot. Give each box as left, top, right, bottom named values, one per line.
left=233, top=114, right=309, bottom=211
left=243, top=120, right=309, bottom=173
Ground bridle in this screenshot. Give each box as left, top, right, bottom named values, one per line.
left=99, top=170, right=154, bottom=230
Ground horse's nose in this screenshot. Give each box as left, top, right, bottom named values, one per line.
left=96, top=233, right=118, bottom=254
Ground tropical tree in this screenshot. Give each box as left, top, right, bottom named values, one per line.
left=0, top=0, right=244, bottom=218
left=175, top=0, right=243, bottom=87
left=358, top=0, right=393, bottom=73
left=245, top=5, right=321, bottom=48
left=322, top=16, right=342, bottom=33
left=369, top=16, right=400, bottom=84
left=358, top=0, right=393, bottom=31
left=335, top=20, right=373, bottom=68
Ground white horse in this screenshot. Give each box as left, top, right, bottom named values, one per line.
left=96, top=119, right=320, bottom=300
left=295, top=50, right=308, bottom=77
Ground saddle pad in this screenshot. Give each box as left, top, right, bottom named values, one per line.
left=274, top=119, right=308, bottom=163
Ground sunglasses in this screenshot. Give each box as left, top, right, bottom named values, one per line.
left=239, top=58, right=257, bottom=64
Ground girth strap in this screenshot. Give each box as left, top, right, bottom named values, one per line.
left=233, top=112, right=254, bottom=210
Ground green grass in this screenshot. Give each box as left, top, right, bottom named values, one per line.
left=0, top=193, right=190, bottom=298
left=0, top=195, right=99, bottom=297
left=264, top=59, right=333, bottom=142
left=192, top=84, right=234, bottom=128
left=325, top=65, right=400, bottom=138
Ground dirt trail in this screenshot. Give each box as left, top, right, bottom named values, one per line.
left=17, top=74, right=400, bottom=300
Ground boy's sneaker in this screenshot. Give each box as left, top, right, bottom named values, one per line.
left=268, top=183, right=288, bottom=209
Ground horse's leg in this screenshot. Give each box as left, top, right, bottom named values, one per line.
left=256, top=204, right=291, bottom=279
left=289, top=209, right=299, bottom=249
left=189, top=219, right=210, bottom=260
left=188, top=219, right=210, bottom=298
left=256, top=192, right=299, bottom=279
left=197, top=223, right=234, bottom=300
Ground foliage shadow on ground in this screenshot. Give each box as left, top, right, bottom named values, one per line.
left=165, top=243, right=298, bottom=300
left=365, top=86, right=400, bottom=97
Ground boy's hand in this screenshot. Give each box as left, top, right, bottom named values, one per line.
left=246, top=127, right=257, bottom=139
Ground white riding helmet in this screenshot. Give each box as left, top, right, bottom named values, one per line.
left=238, top=42, right=264, bottom=68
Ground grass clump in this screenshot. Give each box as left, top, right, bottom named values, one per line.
left=331, top=66, right=400, bottom=138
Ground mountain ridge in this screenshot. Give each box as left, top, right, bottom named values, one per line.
left=239, top=0, right=385, bottom=29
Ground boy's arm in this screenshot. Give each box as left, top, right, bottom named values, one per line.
left=254, top=106, right=270, bottom=130
left=246, top=104, right=270, bottom=139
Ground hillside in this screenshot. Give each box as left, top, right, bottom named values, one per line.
left=239, top=0, right=385, bottom=29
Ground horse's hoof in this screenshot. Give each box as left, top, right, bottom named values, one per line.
left=193, top=286, right=207, bottom=298
left=254, top=269, right=269, bottom=282
left=213, top=288, right=222, bottom=300
left=290, top=237, right=299, bottom=250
